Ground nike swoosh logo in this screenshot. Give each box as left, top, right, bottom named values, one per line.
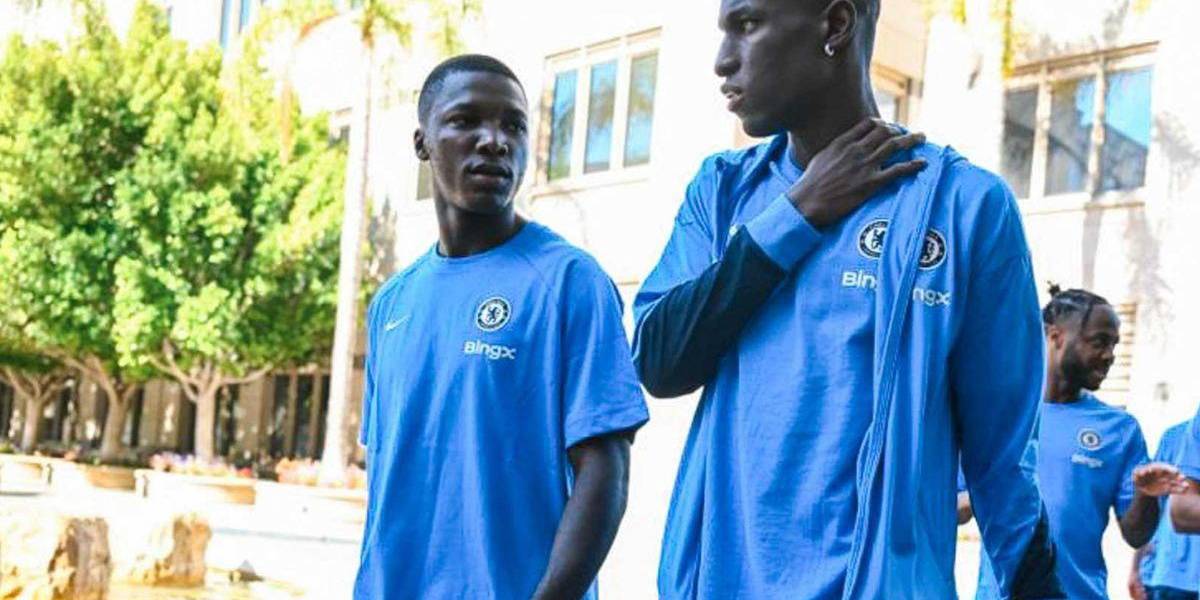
left=384, top=316, right=409, bottom=331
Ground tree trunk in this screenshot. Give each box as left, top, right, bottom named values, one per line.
left=192, top=388, right=219, bottom=462
left=98, top=397, right=127, bottom=461
left=320, top=40, right=374, bottom=485
left=20, top=396, right=43, bottom=452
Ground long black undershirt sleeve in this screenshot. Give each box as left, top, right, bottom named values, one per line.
left=635, top=228, right=788, bottom=398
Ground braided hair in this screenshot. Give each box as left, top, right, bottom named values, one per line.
left=1042, top=283, right=1110, bottom=330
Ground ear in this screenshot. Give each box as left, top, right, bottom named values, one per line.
left=413, top=128, right=430, bottom=161
left=823, top=0, right=859, bottom=56
left=1045, top=324, right=1065, bottom=350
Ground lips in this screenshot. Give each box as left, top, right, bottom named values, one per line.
left=721, top=83, right=744, bottom=113
left=466, top=163, right=512, bottom=179
left=465, top=163, right=514, bottom=189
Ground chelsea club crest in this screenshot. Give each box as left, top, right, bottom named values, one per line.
left=475, top=296, right=512, bottom=332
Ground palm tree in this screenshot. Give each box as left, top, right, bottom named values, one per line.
left=242, top=0, right=478, bottom=484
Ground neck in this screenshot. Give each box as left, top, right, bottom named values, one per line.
left=434, top=198, right=525, bottom=258
left=1044, top=369, right=1083, bottom=404
left=787, top=77, right=879, bottom=168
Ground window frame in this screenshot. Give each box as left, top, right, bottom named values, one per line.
left=535, top=29, right=662, bottom=193
left=1004, top=44, right=1156, bottom=207
left=870, top=64, right=911, bottom=125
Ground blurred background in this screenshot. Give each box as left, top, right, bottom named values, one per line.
left=1, top=0, right=1198, bottom=598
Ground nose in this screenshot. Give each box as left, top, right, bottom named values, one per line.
left=477, top=125, right=509, bottom=157
left=714, top=36, right=739, bottom=78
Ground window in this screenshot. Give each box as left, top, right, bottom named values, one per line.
left=238, top=0, right=253, bottom=33
left=874, top=88, right=901, bottom=123
left=219, top=0, right=233, bottom=49
left=1100, top=67, right=1152, bottom=192
left=547, top=70, right=578, bottom=181
left=584, top=60, right=618, bottom=173
left=1001, top=88, right=1037, bottom=198
left=1002, top=47, right=1154, bottom=200
left=1045, top=77, right=1095, bottom=195
left=121, top=390, right=143, bottom=447
left=540, top=30, right=661, bottom=183
left=0, top=383, right=12, bottom=440
left=870, top=67, right=910, bottom=125
left=624, top=52, right=658, bottom=166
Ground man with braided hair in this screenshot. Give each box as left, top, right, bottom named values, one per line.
left=973, top=285, right=1186, bottom=599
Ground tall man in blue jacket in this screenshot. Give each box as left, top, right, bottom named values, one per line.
left=633, top=0, right=1061, bottom=597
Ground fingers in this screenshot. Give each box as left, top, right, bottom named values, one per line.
left=839, top=117, right=880, bottom=145
left=873, top=159, right=927, bottom=184
left=855, top=119, right=899, bottom=151
left=866, top=132, right=926, bottom=165
left=1135, top=462, right=1182, bottom=478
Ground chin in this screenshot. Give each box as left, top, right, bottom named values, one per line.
left=458, top=193, right=514, bottom=215
left=738, top=112, right=787, bottom=139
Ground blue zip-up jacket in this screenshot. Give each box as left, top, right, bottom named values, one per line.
left=633, top=135, right=1061, bottom=599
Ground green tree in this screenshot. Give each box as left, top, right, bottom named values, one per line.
left=0, top=0, right=345, bottom=461
left=0, top=334, right=70, bottom=452
left=107, top=3, right=345, bottom=462
left=0, top=0, right=155, bottom=460
left=300, top=0, right=477, bottom=484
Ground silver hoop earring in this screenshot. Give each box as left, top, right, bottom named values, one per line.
left=824, top=43, right=835, bottom=58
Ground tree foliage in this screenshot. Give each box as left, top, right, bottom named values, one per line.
left=0, top=0, right=345, bottom=460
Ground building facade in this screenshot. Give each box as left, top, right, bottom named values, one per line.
left=4, top=0, right=1199, bottom=595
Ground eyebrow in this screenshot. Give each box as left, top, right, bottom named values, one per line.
left=440, top=100, right=528, bottom=117
left=719, top=1, right=756, bottom=29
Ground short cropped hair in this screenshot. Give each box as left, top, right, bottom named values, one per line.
left=416, top=54, right=525, bottom=126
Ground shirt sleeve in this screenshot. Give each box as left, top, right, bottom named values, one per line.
left=632, top=156, right=820, bottom=397
left=951, top=178, right=1062, bottom=598
left=1115, top=423, right=1150, bottom=518
left=358, top=293, right=381, bottom=448
left=561, top=258, right=650, bottom=449
left=1178, top=417, right=1200, bottom=482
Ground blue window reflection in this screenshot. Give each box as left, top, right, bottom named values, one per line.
left=1100, top=67, right=1152, bottom=191
left=624, top=52, right=658, bottom=167
left=584, top=60, right=617, bottom=173
left=547, top=70, right=577, bottom=181
left=1001, top=88, right=1037, bottom=198
left=1045, top=77, right=1095, bottom=195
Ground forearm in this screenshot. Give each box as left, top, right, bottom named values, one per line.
left=1120, top=493, right=1161, bottom=547
left=1170, top=493, right=1200, bottom=533
left=634, top=229, right=785, bottom=398
left=532, top=440, right=630, bottom=600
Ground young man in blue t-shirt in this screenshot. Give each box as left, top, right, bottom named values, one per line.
left=353, top=54, right=649, bottom=600
left=633, top=0, right=1063, bottom=597
left=972, top=287, right=1185, bottom=600
left=1128, top=419, right=1200, bottom=600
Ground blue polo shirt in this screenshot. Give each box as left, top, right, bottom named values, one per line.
left=354, top=222, right=649, bottom=599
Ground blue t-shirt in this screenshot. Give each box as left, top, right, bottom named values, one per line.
left=979, top=392, right=1148, bottom=600
left=354, top=222, right=650, bottom=599
left=1143, top=421, right=1200, bottom=591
